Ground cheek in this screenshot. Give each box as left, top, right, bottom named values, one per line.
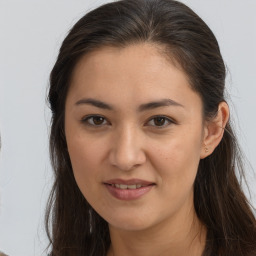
left=151, top=129, right=201, bottom=166
left=66, top=133, right=106, bottom=195
left=149, top=130, right=202, bottom=195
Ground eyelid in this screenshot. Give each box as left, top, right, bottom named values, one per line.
left=80, top=114, right=176, bottom=128
left=81, top=114, right=110, bottom=127
left=145, top=115, right=177, bottom=128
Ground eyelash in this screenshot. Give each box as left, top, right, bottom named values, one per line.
left=146, top=115, right=175, bottom=128
left=81, top=115, right=176, bottom=128
left=82, top=115, right=109, bottom=127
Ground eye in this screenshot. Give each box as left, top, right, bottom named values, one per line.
left=146, top=116, right=175, bottom=128
left=81, top=115, right=109, bottom=126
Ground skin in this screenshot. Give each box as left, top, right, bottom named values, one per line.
left=65, top=43, right=229, bottom=256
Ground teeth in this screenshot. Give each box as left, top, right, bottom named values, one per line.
left=127, top=184, right=136, bottom=189
left=112, top=184, right=143, bottom=189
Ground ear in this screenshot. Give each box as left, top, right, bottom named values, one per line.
left=200, top=102, right=229, bottom=159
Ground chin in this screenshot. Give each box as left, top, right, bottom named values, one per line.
left=109, top=220, right=151, bottom=232
left=105, top=211, right=158, bottom=232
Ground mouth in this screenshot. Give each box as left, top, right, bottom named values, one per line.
left=105, top=183, right=153, bottom=189
left=103, top=179, right=155, bottom=200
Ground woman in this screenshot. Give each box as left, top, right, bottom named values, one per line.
left=45, top=0, right=256, bottom=255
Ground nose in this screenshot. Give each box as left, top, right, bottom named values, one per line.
left=109, top=125, right=146, bottom=171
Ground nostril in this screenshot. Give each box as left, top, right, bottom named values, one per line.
left=108, top=138, right=146, bottom=171
left=110, top=157, right=146, bottom=172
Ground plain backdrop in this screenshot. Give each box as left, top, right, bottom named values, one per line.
left=0, top=0, right=255, bottom=255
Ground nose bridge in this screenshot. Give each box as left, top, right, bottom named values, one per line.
left=109, top=123, right=146, bottom=171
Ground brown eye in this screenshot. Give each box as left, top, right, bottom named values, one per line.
left=82, top=115, right=108, bottom=126
left=147, top=116, right=174, bottom=128
left=153, top=117, right=166, bottom=126
left=92, top=116, right=105, bottom=125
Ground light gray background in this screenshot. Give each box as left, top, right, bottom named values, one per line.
left=0, top=0, right=255, bottom=255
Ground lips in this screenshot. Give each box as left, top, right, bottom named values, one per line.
left=110, top=184, right=144, bottom=189
left=104, top=179, right=155, bottom=200
left=104, top=178, right=154, bottom=186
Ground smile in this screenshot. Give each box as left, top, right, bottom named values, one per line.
left=109, top=184, right=147, bottom=189
left=104, top=179, right=155, bottom=200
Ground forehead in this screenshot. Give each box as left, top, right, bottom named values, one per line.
left=71, top=43, right=175, bottom=81
left=67, top=43, right=202, bottom=112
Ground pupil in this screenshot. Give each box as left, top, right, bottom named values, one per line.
left=154, top=117, right=165, bottom=126
left=93, top=116, right=104, bottom=125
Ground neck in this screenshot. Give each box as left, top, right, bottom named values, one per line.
left=107, top=207, right=206, bottom=256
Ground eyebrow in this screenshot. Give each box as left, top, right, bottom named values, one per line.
left=75, top=98, right=113, bottom=110
left=138, top=98, right=184, bottom=111
left=75, top=98, right=184, bottom=111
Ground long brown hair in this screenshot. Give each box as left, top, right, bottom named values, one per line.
left=46, top=0, right=256, bottom=255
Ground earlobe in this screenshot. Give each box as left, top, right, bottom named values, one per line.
left=200, top=102, right=229, bottom=159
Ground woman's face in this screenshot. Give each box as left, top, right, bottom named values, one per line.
left=65, top=43, right=206, bottom=231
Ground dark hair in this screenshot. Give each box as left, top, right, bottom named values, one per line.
left=46, top=0, right=256, bottom=255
